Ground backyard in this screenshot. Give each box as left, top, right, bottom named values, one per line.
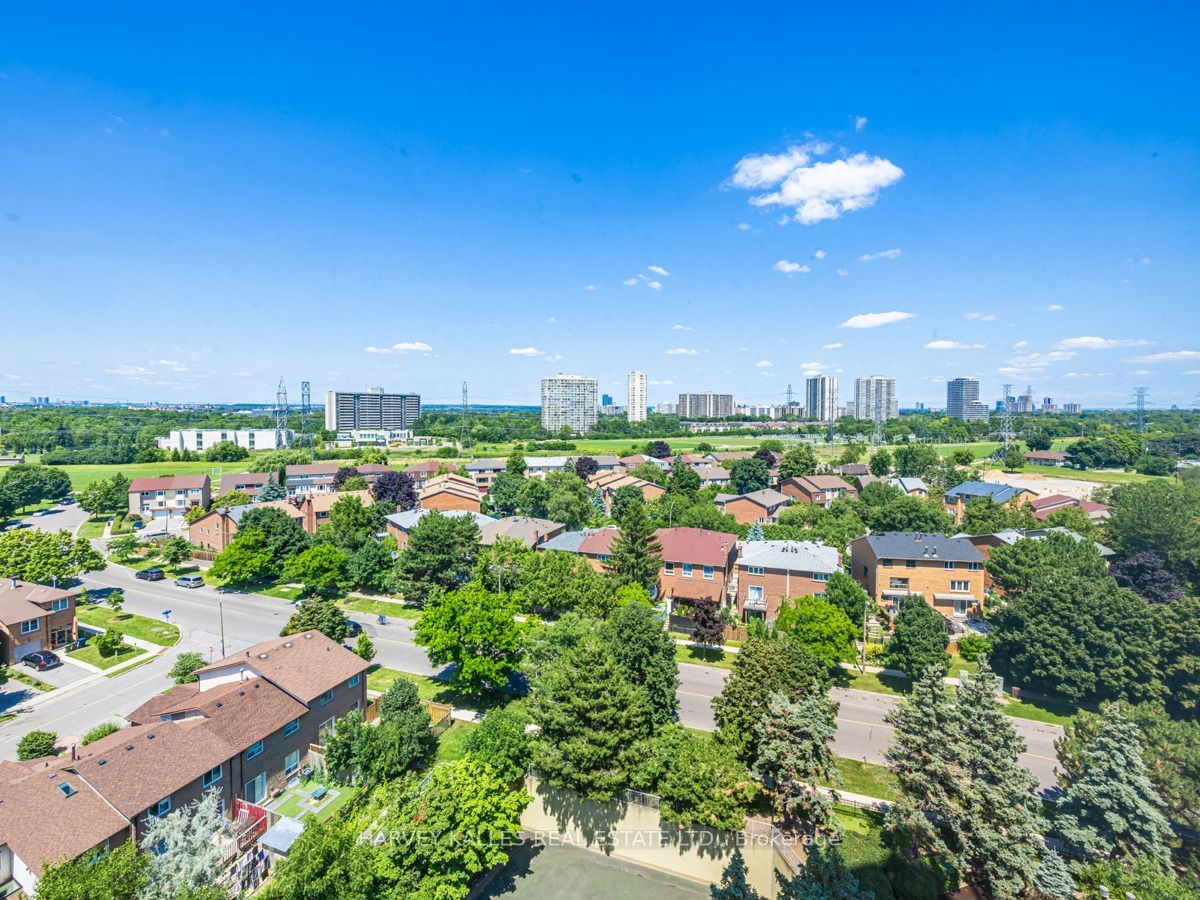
left=266, top=773, right=356, bottom=824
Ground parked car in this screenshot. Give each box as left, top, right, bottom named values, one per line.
left=345, top=619, right=362, bottom=638
left=132, top=521, right=145, bottom=530
left=136, top=567, right=165, bottom=581
left=21, top=650, right=61, bottom=671
left=61, top=497, right=75, bottom=505
left=175, top=574, right=204, bottom=589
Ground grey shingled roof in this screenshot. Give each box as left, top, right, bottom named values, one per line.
left=863, top=531, right=984, bottom=563
left=737, top=540, right=839, bottom=574
left=385, top=508, right=495, bottom=531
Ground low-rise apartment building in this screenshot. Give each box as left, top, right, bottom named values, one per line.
left=479, top=516, right=566, bottom=549
left=733, top=540, right=840, bottom=623
left=127, top=475, right=211, bottom=521
left=296, top=490, right=375, bottom=534
left=780, top=475, right=857, bottom=508
left=849, top=532, right=986, bottom=620
left=419, top=474, right=482, bottom=513
left=156, top=428, right=291, bottom=453
left=284, top=463, right=340, bottom=497
left=586, top=471, right=666, bottom=512
left=713, top=489, right=791, bottom=525
left=402, top=460, right=445, bottom=490
left=217, top=471, right=277, bottom=500
left=463, top=458, right=507, bottom=492
left=693, top=465, right=731, bottom=488
left=0, top=581, right=77, bottom=666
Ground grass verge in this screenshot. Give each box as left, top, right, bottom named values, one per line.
left=68, top=643, right=141, bottom=670
left=105, top=654, right=161, bottom=679
left=826, top=758, right=899, bottom=803
left=77, top=607, right=181, bottom=646
left=674, top=644, right=734, bottom=669
left=9, top=670, right=55, bottom=692
left=77, top=518, right=110, bottom=539
left=999, top=696, right=1078, bottom=726
left=366, top=666, right=526, bottom=716
left=342, top=596, right=421, bottom=619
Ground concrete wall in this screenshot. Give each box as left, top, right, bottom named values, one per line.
left=521, top=776, right=787, bottom=898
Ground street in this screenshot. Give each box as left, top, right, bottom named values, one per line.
left=0, top=502, right=1063, bottom=789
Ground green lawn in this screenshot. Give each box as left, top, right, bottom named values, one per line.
left=77, top=517, right=109, bottom=539
left=255, top=583, right=306, bottom=601
left=838, top=669, right=911, bottom=696
left=435, top=720, right=479, bottom=763
left=673, top=644, right=734, bottom=669
left=9, top=670, right=55, bottom=692
left=826, top=757, right=899, bottom=803
left=341, top=596, right=421, bottom=619
left=77, top=606, right=181, bottom=646
left=268, top=776, right=357, bottom=823
left=999, top=695, right=1079, bottom=726
left=366, top=667, right=526, bottom=716
left=68, top=642, right=142, bottom=670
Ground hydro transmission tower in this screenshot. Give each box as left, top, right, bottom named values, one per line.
left=299, top=380, right=312, bottom=453
left=274, top=378, right=289, bottom=449
left=872, top=393, right=885, bottom=446
left=460, top=382, right=471, bottom=457
left=999, top=383, right=1015, bottom=453
left=1133, top=386, right=1149, bottom=432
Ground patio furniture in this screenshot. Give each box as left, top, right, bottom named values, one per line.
left=310, top=786, right=327, bottom=801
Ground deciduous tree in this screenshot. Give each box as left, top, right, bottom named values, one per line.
left=281, top=544, right=348, bottom=595
left=883, top=596, right=948, bottom=678
left=773, top=596, right=856, bottom=670
left=396, top=510, right=480, bottom=603
left=730, top=457, right=770, bottom=494
left=778, top=445, right=819, bottom=480
left=281, top=596, right=348, bottom=642
left=414, top=582, right=523, bottom=695
left=210, top=528, right=277, bottom=585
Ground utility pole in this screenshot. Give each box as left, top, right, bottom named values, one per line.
left=1133, top=386, right=1149, bottom=432
left=219, top=600, right=226, bottom=658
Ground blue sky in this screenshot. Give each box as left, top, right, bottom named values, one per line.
left=1, top=3, right=1197, bottom=410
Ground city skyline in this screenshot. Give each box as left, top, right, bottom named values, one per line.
left=2, top=6, right=1197, bottom=408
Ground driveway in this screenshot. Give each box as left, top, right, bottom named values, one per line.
left=22, top=501, right=88, bottom=535
left=17, top=658, right=93, bottom=689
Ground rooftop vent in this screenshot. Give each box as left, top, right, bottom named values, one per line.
left=124, top=744, right=134, bottom=752
left=258, top=653, right=269, bottom=659
left=97, top=759, right=107, bottom=765
left=147, top=733, right=156, bottom=740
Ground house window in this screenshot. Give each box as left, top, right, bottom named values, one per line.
left=968, top=562, right=982, bottom=571
left=284, top=718, right=300, bottom=737
left=244, top=773, right=266, bottom=804
left=905, top=560, right=917, bottom=568
left=202, top=765, right=222, bottom=788
left=245, top=741, right=264, bottom=761
left=284, top=749, right=301, bottom=776
left=664, top=562, right=675, bottom=576
left=889, top=578, right=909, bottom=590
left=596, top=554, right=609, bottom=562
left=950, top=580, right=971, bottom=592
left=746, top=566, right=764, bottom=576
left=703, top=566, right=714, bottom=581
left=954, top=597, right=971, bottom=616
left=150, top=798, right=171, bottom=818
left=319, top=690, right=333, bottom=706
left=682, top=563, right=693, bottom=578
left=881, top=558, right=893, bottom=567
left=51, top=598, right=69, bottom=612
left=747, top=585, right=764, bottom=601
left=348, top=674, right=360, bottom=688
left=20, top=619, right=39, bottom=635
left=813, top=572, right=830, bottom=582
left=944, top=561, right=956, bottom=570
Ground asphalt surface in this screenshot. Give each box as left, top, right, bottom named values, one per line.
left=0, top=501, right=1062, bottom=789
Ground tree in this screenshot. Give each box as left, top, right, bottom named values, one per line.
left=17, top=729, right=58, bottom=760
left=710, top=848, right=761, bottom=900
left=1110, top=550, right=1184, bottom=604
left=1104, top=479, right=1200, bottom=586
left=396, top=510, right=480, bottom=603
left=203, top=440, right=248, bottom=462
left=104, top=589, right=125, bottom=614
left=868, top=449, right=893, bottom=477
left=139, top=789, right=226, bottom=899
left=658, top=734, right=756, bottom=831
left=605, top=502, right=663, bottom=591
left=95, top=628, right=127, bottom=657
left=463, top=707, right=533, bottom=782
left=322, top=495, right=374, bottom=551
left=0, top=529, right=105, bottom=582
left=713, top=635, right=827, bottom=762
left=746, top=522, right=764, bottom=542
left=486, top=470, right=525, bottom=517
left=530, top=635, right=652, bottom=800
left=777, top=845, right=874, bottom=900
left=666, top=461, right=701, bottom=498
left=986, top=531, right=1108, bottom=596
left=1153, top=595, right=1200, bottom=719
left=354, top=631, right=376, bottom=662
left=330, top=465, right=359, bottom=491
left=80, top=721, right=120, bottom=746
left=414, top=582, right=523, bottom=695
left=646, top=440, right=672, bottom=459
left=209, top=528, right=277, bottom=585
left=730, top=458, right=770, bottom=494
left=753, top=690, right=840, bottom=835
left=573, top=455, right=599, bottom=479
left=517, top=476, right=551, bottom=517
left=281, top=544, right=348, bottom=595
left=629, top=461, right=668, bottom=485
left=892, top=443, right=939, bottom=477
left=259, top=808, right=384, bottom=899
left=1043, top=504, right=1101, bottom=540
left=1077, top=857, right=1186, bottom=900
left=168, top=651, right=206, bottom=684
left=778, top=445, right=819, bottom=480
left=211, top=489, right=253, bottom=509
left=823, top=572, right=869, bottom=628
left=159, top=535, right=192, bottom=567
left=869, top=497, right=954, bottom=534
left=544, top=472, right=593, bottom=529
left=516, top=549, right=614, bottom=618
left=1002, top=447, right=1025, bottom=472
left=372, top=469, right=417, bottom=510
left=281, top=596, right=348, bottom=642
left=256, top=478, right=287, bottom=502
left=774, top=595, right=857, bottom=670
left=1122, top=703, right=1200, bottom=834
left=960, top=496, right=1039, bottom=534
left=237, top=506, right=310, bottom=567
left=1032, top=850, right=1075, bottom=900
left=599, top=601, right=679, bottom=725
left=76, top=473, right=131, bottom=517
left=345, top=539, right=394, bottom=593
left=883, top=596, right=948, bottom=678
left=1053, top=703, right=1172, bottom=870
left=689, top=597, right=726, bottom=646
left=34, top=841, right=149, bottom=900
left=1025, top=429, right=1053, bottom=452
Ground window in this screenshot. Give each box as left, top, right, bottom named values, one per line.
left=944, top=561, right=956, bottom=570
left=203, top=765, right=222, bottom=788
left=150, top=798, right=171, bottom=818
left=747, top=585, right=764, bottom=601
left=664, top=562, right=675, bottom=576
left=596, top=554, right=609, bottom=562
left=746, top=566, right=764, bottom=576
left=889, top=578, right=909, bottom=590
left=319, top=690, right=333, bottom=706
left=244, top=773, right=266, bottom=804
left=284, top=749, right=301, bottom=776
left=20, top=619, right=39, bottom=635
left=950, top=580, right=971, bottom=592
left=968, top=562, right=982, bottom=571
left=682, top=563, right=693, bottom=578
left=905, top=560, right=917, bottom=568
left=51, top=598, right=69, bottom=612
left=283, top=718, right=300, bottom=737
left=245, top=740, right=264, bottom=761
left=881, top=558, right=893, bottom=567
left=813, top=571, right=829, bottom=582
left=348, top=674, right=360, bottom=688
left=703, top=566, right=714, bottom=581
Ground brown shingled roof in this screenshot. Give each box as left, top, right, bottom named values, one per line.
left=195, top=631, right=369, bottom=704
left=0, top=581, right=73, bottom=627
left=128, top=474, right=209, bottom=493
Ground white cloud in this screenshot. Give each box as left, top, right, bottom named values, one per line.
left=106, top=364, right=149, bottom=375
left=672, top=323, right=692, bottom=331
left=1056, top=336, right=1152, bottom=350
left=1131, top=369, right=1151, bottom=376
left=964, top=312, right=996, bottom=321
left=737, top=222, right=751, bottom=231
left=858, top=248, right=902, bottom=262
left=737, top=346, right=750, bottom=352
left=774, top=259, right=810, bottom=274
left=509, top=347, right=545, bottom=357
left=1063, top=372, right=1110, bottom=379
left=647, top=265, right=669, bottom=277
left=925, top=340, right=985, bottom=350
left=836, top=268, right=848, bottom=276
left=730, top=141, right=904, bottom=225
left=1128, top=350, right=1200, bottom=363
left=814, top=249, right=827, bottom=260
left=646, top=280, right=663, bottom=291
left=755, top=360, right=774, bottom=368
left=839, top=310, right=914, bottom=329
left=1134, top=256, right=1153, bottom=265
left=1013, top=340, right=1030, bottom=349
left=853, top=115, right=868, bottom=132
left=622, top=277, right=638, bottom=286
left=1186, top=370, right=1200, bottom=376
left=364, top=340, right=432, bottom=354
left=822, top=342, right=843, bottom=350
left=546, top=316, right=557, bottom=324
left=802, top=369, right=822, bottom=377
left=998, top=349, right=1076, bottom=375
left=583, top=284, right=599, bottom=292
left=543, top=354, right=562, bottom=362
left=1043, top=304, right=1064, bottom=312
left=665, top=348, right=699, bottom=356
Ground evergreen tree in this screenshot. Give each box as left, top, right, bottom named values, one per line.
left=1052, top=703, right=1173, bottom=871
left=139, top=789, right=226, bottom=899
left=776, top=845, right=874, bottom=900
left=591, top=487, right=606, bottom=517
left=746, top=522, right=764, bottom=542
left=396, top=510, right=481, bottom=602
left=256, top=478, right=287, bottom=502
left=752, top=690, right=840, bottom=835
left=1032, top=850, right=1075, bottom=900
left=605, top=501, right=663, bottom=591
left=710, top=847, right=761, bottom=900
left=530, top=635, right=652, bottom=800
left=599, top=601, right=679, bottom=725
left=883, top=596, right=948, bottom=678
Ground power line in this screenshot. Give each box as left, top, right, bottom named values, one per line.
left=460, top=382, right=471, bottom=459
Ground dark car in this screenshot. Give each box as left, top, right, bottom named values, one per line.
left=136, top=567, right=165, bottom=581
left=21, top=650, right=61, bottom=671
left=345, top=619, right=362, bottom=638
left=132, top=521, right=145, bottom=530
left=60, top=497, right=75, bottom=505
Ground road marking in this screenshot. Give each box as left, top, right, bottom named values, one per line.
left=837, top=717, right=893, bottom=730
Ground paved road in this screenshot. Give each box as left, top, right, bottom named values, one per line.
left=21, top=501, right=88, bottom=535
left=1, top=501, right=1063, bottom=789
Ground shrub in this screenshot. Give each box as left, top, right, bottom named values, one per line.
left=168, top=651, right=206, bottom=684
left=80, top=721, right=120, bottom=746
left=95, top=628, right=127, bottom=658
left=956, top=633, right=993, bottom=662
left=17, top=729, right=58, bottom=760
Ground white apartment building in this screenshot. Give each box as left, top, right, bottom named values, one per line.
left=324, top=388, right=421, bottom=431
left=677, top=392, right=734, bottom=418
left=627, top=371, right=647, bottom=422
left=805, top=376, right=839, bottom=423
left=853, top=376, right=898, bottom=422
left=541, top=374, right=598, bottom=434
left=947, top=377, right=989, bottom=421
left=156, top=429, right=291, bottom=453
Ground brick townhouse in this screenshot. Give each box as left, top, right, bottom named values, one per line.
left=586, top=471, right=665, bottom=512
left=780, top=475, right=858, bottom=508
left=941, top=481, right=1035, bottom=525
left=127, top=474, right=211, bottom=521
left=849, top=532, right=986, bottom=621
left=384, top=508, right=495, bottom=549
left=713, top=488, right=791, bottom=526
left=217, top=471, right=277, bottom=501
left=418, top=474, right=482, bottom=513
left=0, top=632, right=367, bottom=896
left=283, top=463, right=340, bottom=497
left=733, top=540, right=841, bottom=623
left=187, top=499, right=306, bottom=552
left=0, top=580, right=77, bottom=666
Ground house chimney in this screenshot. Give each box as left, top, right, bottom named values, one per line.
left=70, top=743, right=77, bottom=761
